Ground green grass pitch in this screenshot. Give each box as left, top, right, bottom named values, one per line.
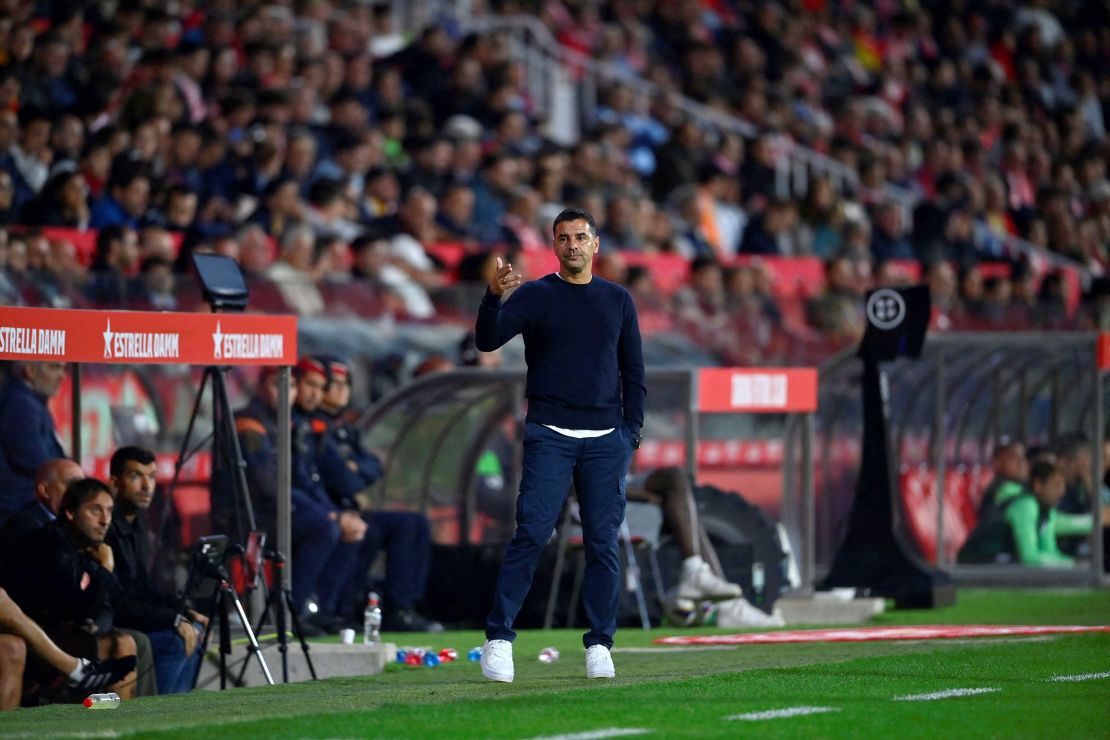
left=2, top=589, right=1107, bottom=738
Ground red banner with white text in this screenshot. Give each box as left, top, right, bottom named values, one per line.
left=0, top=306, right=297, bottom=365
left=697, top=367, right=818, bottom=413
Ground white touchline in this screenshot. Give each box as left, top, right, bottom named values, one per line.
left=726, top=707, right=841, bottom=721
left=894, top=688, right=999, bottom=701
left=1048, top=671, right=1110, bottom=682
left=522, top=729, right=650, bottom=740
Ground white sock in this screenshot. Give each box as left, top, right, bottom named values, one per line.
left=68, top=657, right=89, bottom=682
left=681, top=555, right=705, bottom=575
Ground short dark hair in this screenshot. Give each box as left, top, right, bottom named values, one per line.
left=552, top=208, right=596, bottom=237
left=60, top=478, right=114, bottom=516
left=110, top=446, right=156, bottom=478
left=1029, top=460, right=1063, bottom=487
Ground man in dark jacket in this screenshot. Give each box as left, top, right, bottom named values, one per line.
left=313, top=356, right=439, bottom=632
left=0, top=362, right=68, bottom=525
left=5, top=478, right=138, bottom=699
left=106, top=446, right=207, bottom=694
left=0, top=458, right=83, bottom=566
left=229, top=366, right=343, bottom=621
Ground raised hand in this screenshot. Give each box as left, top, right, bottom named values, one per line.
left=489, top=256, right=522, bottom=297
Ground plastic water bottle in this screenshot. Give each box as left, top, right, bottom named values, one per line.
left=538, top=647, right=560, bottom=663
left=363, top=592, right=382, bottom=645
left=83, top=692, right=120, bottom=709
left=751, top=562, right=765, bottom=606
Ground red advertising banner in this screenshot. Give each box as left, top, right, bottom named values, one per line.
left=697, top=367, right=818, bottom=413
left=1099, top=333, right=1110, bottom=371
left=0, top=306, right=297, bottom=365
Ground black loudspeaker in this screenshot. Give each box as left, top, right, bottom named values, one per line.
left=823, top=284, right=956, bottom=608
left=858, top=284, right=930, bottom=363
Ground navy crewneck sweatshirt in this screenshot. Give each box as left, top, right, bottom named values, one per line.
left=476, top=273, right=646, bottom=431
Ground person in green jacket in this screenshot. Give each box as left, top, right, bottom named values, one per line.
left=959, top=460, right=1073, bottom=567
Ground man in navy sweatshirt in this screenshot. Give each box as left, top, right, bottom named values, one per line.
left=476, top=207, right=645, bottom=682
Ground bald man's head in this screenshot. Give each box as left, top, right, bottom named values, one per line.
left=35, top=458, right=85, bottom=515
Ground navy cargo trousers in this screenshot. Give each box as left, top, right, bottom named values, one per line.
left=486, top=421, right=634, bottom=649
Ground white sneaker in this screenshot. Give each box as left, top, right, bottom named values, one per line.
left=676, top=556, right=743, bottom=601
left=585, top=644, right=615, bottom=679
left=713, top=597, right=786, bottom=628
left=481, top=639, right=514, bottom=682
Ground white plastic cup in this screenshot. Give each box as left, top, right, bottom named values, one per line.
left=339, top=628, right=356, bottom=645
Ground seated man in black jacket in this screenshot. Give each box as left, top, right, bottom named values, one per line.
left=0, top=459, right=85, bottom=565
left=106, top=447, right=207, bottom=694
left=5, top=478, right=138, bottom=700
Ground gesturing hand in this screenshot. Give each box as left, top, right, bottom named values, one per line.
left=489, top=256, right=521, bottom=297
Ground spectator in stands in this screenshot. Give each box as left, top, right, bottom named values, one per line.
left=796, top=178, right=844, bottom=258
left=4, top=478, right=138, bottom=700
left=312, top=356, right=441, bottom=632
left=869, top=202, right=914, bottom=262
left=0, top=361, right=67, bottom=525
left=250, top=178, right=304, bottom=240
left=85, top=225, right=139, bottom=306
left=266, top=224, right=324, bottom=316
left=0, top=171, right=17, bottom=228
left=805, top=256, right=866, bottom=342
left=350, top=232, right=427, bottom=318
left=20, top=169, right=90, bottom=229
left=499, top=186, right=545, bottom=253
left=0, top=587, right=135, bottom=710
left=6, top=109, right=51, bottom=210
left=372, top=187, right=446, bottom=303
left=469, top=153, right=521, bottom=246
left=650, top=118, right=704, bottom=202
left=304, top=177, right=362, bottom=243
left=89, top=159, right=150, bottom=230
left=673, top=257, right=730, bottom=350
left=739, top=199, right=796, bottom=255
left=105, top=447, right=205, bottom=694
left=156, top=185, right=199, bottom=235
left=435, top=182, right=478, bottom=246
left=959, top=460, right=1074, bottom=568
left=134, top=257, right=177, bottom=311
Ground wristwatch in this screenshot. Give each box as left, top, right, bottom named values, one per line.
left=631, top=430, right=643, bottom=449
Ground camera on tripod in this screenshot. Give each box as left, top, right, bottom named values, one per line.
left=192, top=535, right=231, bottom=579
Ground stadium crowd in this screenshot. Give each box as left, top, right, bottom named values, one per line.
left=0, top=0, right=1101, bottom=369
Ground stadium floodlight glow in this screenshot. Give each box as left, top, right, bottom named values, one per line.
left=192, top=253, right=249, bottom=312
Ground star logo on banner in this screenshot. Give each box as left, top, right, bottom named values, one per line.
left=103, top=320, right=114, bottom=358
left=212, top=321, right=223, bottom=359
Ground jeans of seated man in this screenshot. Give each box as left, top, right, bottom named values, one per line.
left=148, top=623, right=204, bottom=694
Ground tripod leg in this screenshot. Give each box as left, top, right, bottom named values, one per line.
left=227, top=584, right=275, bottom=685
left=234, top=588, right=274, bottom=686
left=272, top=578, right=290, bottom=684
left=282, top=589, right=317, bottom=680
left=219, top=588, right=231, bottom=690
left=192, top=603, right=217, bottom=690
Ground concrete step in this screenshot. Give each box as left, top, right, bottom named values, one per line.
left=195, top=638, right=394, bottom=689
left=775, top=594, right=886, bottom=625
